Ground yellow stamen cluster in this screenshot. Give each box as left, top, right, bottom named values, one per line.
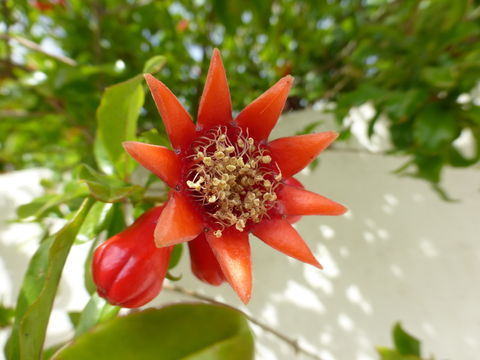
left=186, top=126, right=282, bottom=237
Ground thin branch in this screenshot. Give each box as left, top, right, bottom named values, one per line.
left=0, top=110, right=51, bottom=118
left=163, top=284, right=324, bottom=360
left=1, top=34, right=77, bottom=66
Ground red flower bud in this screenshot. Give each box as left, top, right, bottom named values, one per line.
left=188, top=233, right=225, bottom=286
left=92, top=206, right=172, bottom=308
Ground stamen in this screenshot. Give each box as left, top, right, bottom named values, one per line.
left=185, top=126, right=281, bottom=237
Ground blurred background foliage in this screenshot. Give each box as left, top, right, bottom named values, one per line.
left=1, top=0, right=480, bottom=191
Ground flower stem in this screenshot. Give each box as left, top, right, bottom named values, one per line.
left=163, top=284, right=324, bottom=360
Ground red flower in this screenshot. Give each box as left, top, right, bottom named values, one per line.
left=92, top=206, right=173, bottom=308
left=123, top=49, right=346, bottom=303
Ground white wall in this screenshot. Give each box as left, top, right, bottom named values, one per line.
left=1, top=109, right=479, bottom=360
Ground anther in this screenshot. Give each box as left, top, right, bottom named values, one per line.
left=214, top=151, right=225, bottom=159
left=261, top=155, right=272, bottom=164
left=203, top=157, right=213, bottom=166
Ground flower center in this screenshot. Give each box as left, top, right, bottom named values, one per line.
left=185, top=126, right=282, bottom=237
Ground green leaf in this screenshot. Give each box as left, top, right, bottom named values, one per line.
left=16, top=183, right=89, bottom=220
left=383, top=89, right=428, bottom=122
left=463, top=106, right=480, bottom=125
left=79, top=164, right=144, bottom=203
left=168, top=244, right=183, bottom=270
left=393, top=322, right=421, bottom=356
left=414, top=154, right=443, bottom=183
left=67, top=312, right=81, bottom=328
left=95, top=74, right=144, bottom=178
left=295, top=120, right=323, bottom=136
left=0, top=304, right=15, bottom=328
left=106, top=203, right=127, bottom=238
left=413, top=105, right=458, bottom=152
left=75, top=294, right=119, bottom=337
left=76, top=202, right=113, bottom=243
left=83, top=235, right=103, bottom=295
left=421, top=67, right=457, bottom=89
left=5, top=198, right=94, bottom=360
left=138, top=128, right=171, bottom=148
left=143, top=55, right=167, bottom=74
left=377, top=347, right=421, bottom=360
left=54, top=303, right=254, bottom=360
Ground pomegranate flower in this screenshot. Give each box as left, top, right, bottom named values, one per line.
left=124, top=49, right=346, bottom=303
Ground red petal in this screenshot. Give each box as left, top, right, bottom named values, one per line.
left=144, top=74, right=196, bottom=150
left=283, top=177, right=304, bottom=224
left=235, top=75, right=293, bottom=142
left=278, top=184, right=347, bottom=216
left=154, top=191, right=204, bottom=247
left=197, top=49, right=232, bottom=130
left=206, top=228, right=252, bottom=304
left=268, top=131, right=337, bottom=178
left=253, top=218, right=322, bottom=268
left=188, top=234, right=225, bottom=286
left=123, top=141, right=181, bottom=188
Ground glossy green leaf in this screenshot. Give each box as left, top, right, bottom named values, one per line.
left=105, top=203, right=127, bottom=238
left=5, top=198, right=94, bottom=360
left=95, top=74, right=144, bottom=178
left=79, top=164, right=144, bottom=203
left=76, top=202, right=113, bottom=243
left=393, top=323, right=421, bottom=356
left=143, top=55, right=167, bottom=74
left=54, top=303, right=254, bottom=360
left=83, top=236, right=103, bottom=295
left=75, top=294, right=119, bottom=337
left=16, top=184, right=89, bottom=220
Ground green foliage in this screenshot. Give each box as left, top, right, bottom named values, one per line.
left=54, top=303, right=254, bottom=360
left=74, top=294, right=120, bottom=337
left=0, top=304, right=14, bottom=329
left=392, top=323, right=421, bottom=356
left=377, top=322, right=427, bottom=360
left=5, top=198, right=94, bottom=360
left=168, top=244, right=184, bottom=270
left=95, top=75, right=144, bottom=178
left=1, top=0, right=479, bottom=191
left=16, top=180, right=88, bottom=220
left=78, top=164, right=144, bottom=203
